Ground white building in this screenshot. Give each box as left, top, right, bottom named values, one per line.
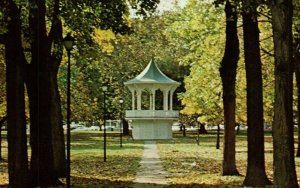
left=124, top=59, right=180, bottom=140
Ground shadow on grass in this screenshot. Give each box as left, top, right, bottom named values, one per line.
left=134, top=182, right=241, bottom=188
left=108, top=144, right=144, bottom=151
left=68, top=176, right=134, bottom=188
left=68, top=177, right=243, bottom=188
left=71, top=142, right=144, bottom=151
left=157, top=138, right=221, bottom=145
left=0, top=179, right=244, bottom=188
left=70, top=132, right=144, bottom=151
left=164, top=184, right=242, bottom=188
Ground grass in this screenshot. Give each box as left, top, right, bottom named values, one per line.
left=67, top=131, right=144, bottom=187
left=157, top=131, right=300, bottom=187
left=0, top=131, right=145, bottom=187
left=0, top=130, right=300, bottom=187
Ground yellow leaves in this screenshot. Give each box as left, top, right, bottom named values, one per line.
left=198, top=116, right=207, bottom=123
left=92, top=29, right=116, bottom=42
left=190, top=19, right=200, bottom=31
left=0, top=101, right=6, bottom=117
left=91, top=29, right=116, bottom=54
left=67, top=133, right=144, bottom=187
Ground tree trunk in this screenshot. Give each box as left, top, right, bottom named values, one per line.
left=294, top=4, right=300, bottom=158
left=235, top=123, right=240, bottom=135
left=50, top=70, right=66, bottom=177
left=242, top=4, right=271, bottom=186
left=122, top=119, right=129, bottom=135
left=216, top=124, right=220, bottom=149
left=219, top=1, right=239, bottom=176
left=270, top=0, right=298, bottom=187
left=27, top=65, right=61, bottom=186
left=199, top=123, right=208, bottom=134
left=27, top=0, right=61, bottom=186
left=296, top=67, right=300, bottom=157
left=0, top=116, right=7, bottom=160
left=5, top=2, right=29, bottom=187
left=295, top=43, right=300, bottom=157
left=49, top=7, right=66, bottom=177
left=0, top=124, right=1, bottom=161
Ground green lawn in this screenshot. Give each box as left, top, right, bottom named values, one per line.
left=0, top=131, right=300, bottom=187
left=158, top=132, right=300, bottom=187
left=67, top=131, right=144, bottom=187
left=0, top=131, right=145, bottom=187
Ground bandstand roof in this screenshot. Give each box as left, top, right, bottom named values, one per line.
left=124, top=59, right=180, bottom=86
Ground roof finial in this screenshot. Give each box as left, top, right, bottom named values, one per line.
left=151, top=55, right=155, bottom=63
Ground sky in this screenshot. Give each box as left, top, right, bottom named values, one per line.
left=130, top=0, right=188, bottom=17
left=156, top=0, right=188, bottom=12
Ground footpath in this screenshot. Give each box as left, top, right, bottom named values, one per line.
left=133, top=141, right=169, bottom=188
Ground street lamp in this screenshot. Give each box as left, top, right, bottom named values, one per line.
left=63, top=32, right=75, bottom=188
left=102, top=85, right=108, bottom=162
left=119, top=99, right=124, bottom=148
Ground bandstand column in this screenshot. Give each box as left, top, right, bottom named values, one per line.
left=152, top=89, right=156, bottom=110
left=170, top=90, right=174, bottom=110
left=163, top=90, right=169, bottom=110
left=149, top=93, right=152, bottom=110
left=137, top=89, right=142, bottom=110
left=131, top=90, right=135, bottom=110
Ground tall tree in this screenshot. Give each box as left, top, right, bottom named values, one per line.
left=219, top=0, right=239, bottom=175
left=242, top=1, right=271, bottom=186
left=49, top=0, right=66, bottom=177
left=293, top=0, right=300, bottom=158
left=26, top=0, right=63, bottom=185
left=295, top=35, right=300, bottom=157
left=295, top=34, right=300, bottom=157
left=163, top=0, right=226, bottom=127
left=0, top=116, right=7, bottom=160
left=270, top=0, right=298, bottom=187
left=2, top=1, right=29, bottom=187
left=0, top=47, right=6, bottom=161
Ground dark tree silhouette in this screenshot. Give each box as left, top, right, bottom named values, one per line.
left=242, top=1, right=271, bottom=186
left=219, top=0, right=240, bottom=175
left=271, top=0, right=298, bottom=187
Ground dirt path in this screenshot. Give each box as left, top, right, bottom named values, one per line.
left=133, top=141, right=169, bottom=188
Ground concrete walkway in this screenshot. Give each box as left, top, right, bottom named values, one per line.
left=133, top=141, right=169, bottom=188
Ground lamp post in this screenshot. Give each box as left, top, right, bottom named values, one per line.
left=63, top=33, right=75, bottom=188
left=102, top=85, right=108, bottom=162
left=119, top=99, right=124, bottom=148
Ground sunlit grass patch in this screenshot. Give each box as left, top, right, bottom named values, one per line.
left=157, top=134, right=231, bottom=186
left=0, top=131, right=145, bottom=187
left=158, top=131, right=276, bottom=187
left=69, top=131, right=144, bottom=185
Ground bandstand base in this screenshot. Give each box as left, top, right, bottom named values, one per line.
left=130, top=119, right=173, bottom=140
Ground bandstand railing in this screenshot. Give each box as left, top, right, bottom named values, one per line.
left=125, top=110, right=179, bottom=118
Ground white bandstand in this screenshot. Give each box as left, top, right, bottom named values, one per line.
left=124, top=59, right=180, bottom=140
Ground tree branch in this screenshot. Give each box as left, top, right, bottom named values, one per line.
left=48, top=0, right=63, bottom=69
left=258, top=11, right=272, bottom=20
left=48, top=0, right=61, bottom=44
left=260, top=35, right=273, bottom=42
left=261, top=47, right=274, bottom=57
left=258, top=20, right=271, bottom=23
